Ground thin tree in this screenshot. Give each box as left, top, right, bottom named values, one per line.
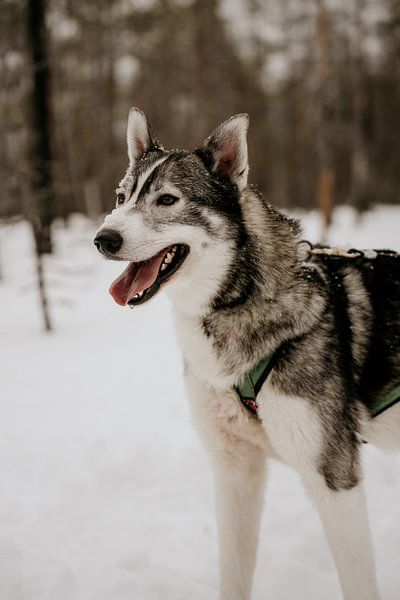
left=315, top=0, right=335, bottom=240
left=350, top=0, right=371, bottom=212
left=25, top=0, right=54, bottom=330
left=26, top=0, right=55, bottom=255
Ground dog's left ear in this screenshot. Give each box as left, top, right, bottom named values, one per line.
left=126, top=107, right=161, bottom=166
left=200, top=114, right=249, bottom=191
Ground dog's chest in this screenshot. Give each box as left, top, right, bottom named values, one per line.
left=173, top=311, right=236, bottom=390
left=173, top=311, right=325, bottom=460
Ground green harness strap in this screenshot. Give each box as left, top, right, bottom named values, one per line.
left=234, top=354, right=276, bottom=416
left=236, top=356, right=274, bottom=399
left=372, top=384, right=400, bottom=417
left=235, top=355, right=400, bottom=419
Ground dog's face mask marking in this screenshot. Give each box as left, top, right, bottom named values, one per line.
left=94, top=107, right=249, bottom=312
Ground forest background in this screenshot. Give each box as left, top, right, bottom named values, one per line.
left=1, top=0, right=400, bottom=258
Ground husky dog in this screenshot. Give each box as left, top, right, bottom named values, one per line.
left=94, top=108, right=400, bottom=600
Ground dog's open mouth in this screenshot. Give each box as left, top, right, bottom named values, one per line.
left=109, top=244, right=189, bottom=307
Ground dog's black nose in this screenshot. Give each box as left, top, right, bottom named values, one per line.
left=94, top=229, right=123, bottom=255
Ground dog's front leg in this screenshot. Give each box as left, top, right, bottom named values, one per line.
left=214, top=442, right=266, bottom=600
left=189, top=382, right=266, bottom=600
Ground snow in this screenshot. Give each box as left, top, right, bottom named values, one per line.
left=0, top=205, right=399, bottom=600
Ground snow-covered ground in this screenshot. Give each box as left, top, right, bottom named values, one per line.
left=0, top=205, right=399, bottom=600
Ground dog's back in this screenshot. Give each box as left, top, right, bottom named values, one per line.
left=309, top=250, right=400, bottom=416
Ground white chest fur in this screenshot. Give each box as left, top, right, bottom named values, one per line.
left=173, top=309, right=237, bottom=391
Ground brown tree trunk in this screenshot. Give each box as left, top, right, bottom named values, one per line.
left=315, top=0, right=335, bottom=240
left=26, top=0, right=55, bottom=255
left=350, top=0, right=371, bottom=212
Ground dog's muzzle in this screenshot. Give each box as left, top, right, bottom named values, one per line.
left=94, top=229, right=123, bottom=257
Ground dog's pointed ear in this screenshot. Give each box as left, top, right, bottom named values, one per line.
left=126, top=107, right=161, bottom=166
left=200, top=114, right=249, bottom=191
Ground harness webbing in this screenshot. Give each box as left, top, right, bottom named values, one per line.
left=234, top=353, right=277, bottom=416
left=235, top=357, right=400, bottom=419
left=372, top=384, right=400, bottom=417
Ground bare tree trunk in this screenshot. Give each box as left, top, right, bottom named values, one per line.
left=26, top=0, right=55, bottom=255
left=350, top=0, right=370, bottom=212
left=315, top=0, right=335, bottom=240
left=35, top=251, right=52, bottom=332
left=7, top=128, right=53, bottom=332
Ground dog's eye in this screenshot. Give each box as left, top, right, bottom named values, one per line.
left=157, top=194, right=178, bottom=206
left=116, top=193, right=125, bottom=206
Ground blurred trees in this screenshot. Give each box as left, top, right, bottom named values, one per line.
left=0, top=0, right=399, bottom=226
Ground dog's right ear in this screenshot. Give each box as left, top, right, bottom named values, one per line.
left=126, top=108, right=161, bottom=166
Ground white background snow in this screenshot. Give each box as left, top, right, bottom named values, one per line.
left=0, top=206, right=399, bottom=600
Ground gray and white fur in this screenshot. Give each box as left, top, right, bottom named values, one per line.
left=95, top=107, right=400, bottom=600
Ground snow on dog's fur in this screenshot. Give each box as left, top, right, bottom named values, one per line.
left=95, top=108, right=400, bottom=600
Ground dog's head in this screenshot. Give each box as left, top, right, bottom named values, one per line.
left=94, top=108, right=249, bottom=314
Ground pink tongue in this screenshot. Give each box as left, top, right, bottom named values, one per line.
left=109, top=250, right=168, bottom=306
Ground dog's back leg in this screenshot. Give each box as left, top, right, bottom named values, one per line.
left=189, top=381, right=267, bottom=600
left=302, top=473, right=380, bottom=600
left=260, top=389, right=381, bottom=600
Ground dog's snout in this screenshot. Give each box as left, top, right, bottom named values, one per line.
left=94, top=229, right=123, bottom=256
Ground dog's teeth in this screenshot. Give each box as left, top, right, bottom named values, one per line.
left=160, top=246, right=178, bottom=272
left=162, top=252, right=174, bottom=267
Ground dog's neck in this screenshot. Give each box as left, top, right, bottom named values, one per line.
left=173, top=189, right=327, bottom=386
